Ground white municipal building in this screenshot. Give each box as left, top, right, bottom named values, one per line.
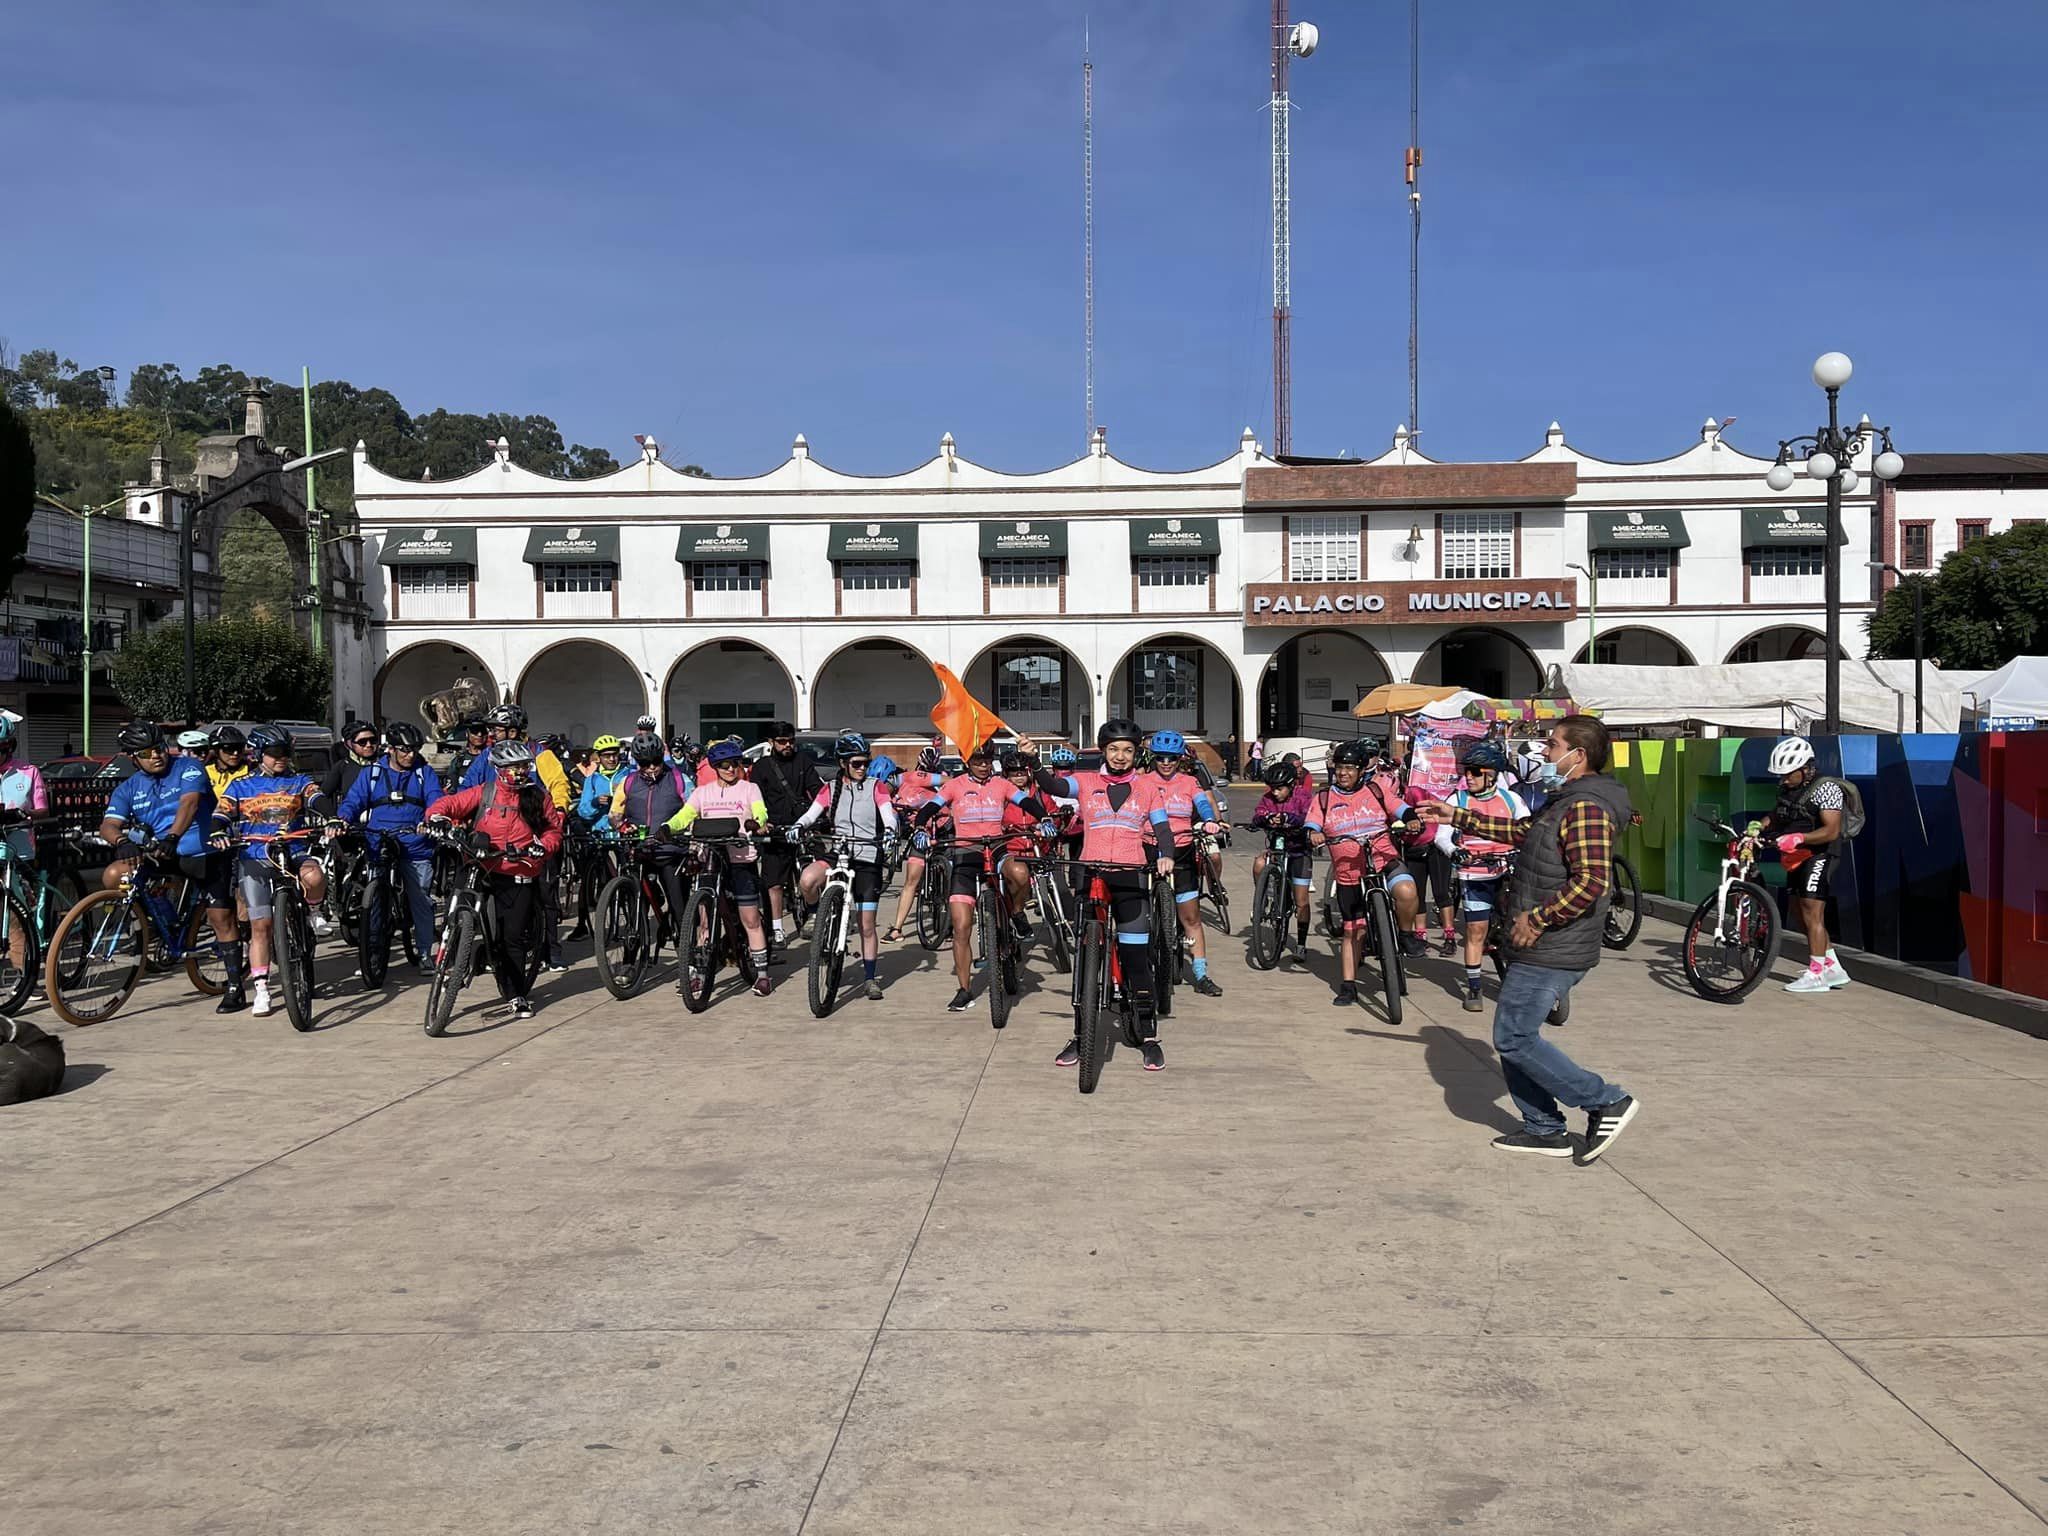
left=345, top=417, right=1936, bottom=749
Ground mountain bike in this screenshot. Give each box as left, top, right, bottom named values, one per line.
left=951, top=834, right=1022, bottom=1030
left=1030, top=854, right=1075, bottom=974
left=231, top=832, right=323, bottom=1033
left=804, top=831, right=890, bottom=1018
left=327, top=829, right=374, bottom=951
left=677, top=818, right=762, bottom=1013
left=1604, top=851, right=1643, bottom=950
left=348, top=829, right=426, bottom=988
left=1243, top=821, right=1305, bottom=971
left=0, top=829, right=87, bottom=1015
left=593, top=828, right=686, bottom=1000
left=1456, top=848, right=1570, bottom=1027
left=1148, top=866, right=1181, bottom=1018
left=1321, top=835, right=1406, bottom=1025
left=1195, top=831, right=1230, bottom=938
left=914, top=841, right=952, bottom=952
left=43, top=838, right=231, bottom=1026
left=1060, top=858, right=1150, bottom=1095
left=420, top=822, right=543, bottom=1037
left=1682, top=812, right=1780, bottom=1002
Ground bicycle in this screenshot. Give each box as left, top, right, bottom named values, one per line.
left=1058, top=858, right=1151, bottom=1095
left=230, top=831, right=323, bottom=1033
left=327, top=829, right=374, bottom=951
left=949, top=834, right=1023, bottom=1030
left=1148, top=867, right=1180, bottom=1018
left=914, top=841, right=952, bottom=952
left=1681, top=812, right=1781, bottom=1003
left=1604, top=851, right=1643, bottom=950
left=804, top=831, right=891, bottom=1018
left=1243, top=821, right=1305, bottom=971
left=593, top=827, right=684, bottom=1000
left=0, top=830, right=88, bottom=1015
left=420, top=821, right=543, bottom=1037
left=1320, top=834, right=1407, bottom=1025
left=348, top=829, right=428, bottom=989
left=42, top=837, right=232, bottom=1026
left=1030, top=853, right=1076, bottom=974
left=677, top=817, right=763, bottom=1014
left=1195, top=831, right=1230, bottom=938
left=1457, top=847, right=1573, bottom=1027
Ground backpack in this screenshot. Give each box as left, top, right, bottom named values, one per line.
left=1803, top=776, right=1867, bottom=839
left=0, top=1017, right=65, bottom=1105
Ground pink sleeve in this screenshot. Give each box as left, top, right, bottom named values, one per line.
left=28, top=767, right=48, bottom=811
left=813, top=784, right=832, bottom=808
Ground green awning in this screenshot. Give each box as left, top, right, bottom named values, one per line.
left=1742, top=506, right=1844, bottom=547
left=828, top=523, right=919, bottom=560
left=523, top=525, right=619, bottom=564
left=979, top=520, right=1069, bottom=558
left=675, top=523, right=770, bottom=562
left=1129, top=517, right=1220, bottom=556
left=378, top=526, right=477, bottom=566
left=1589, top=510, right=1692, bottom=550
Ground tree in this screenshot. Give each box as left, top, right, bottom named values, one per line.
left=110, top=616, right=329, bottom=724
left=1868, top=522, right=2048, bottom=670
left=0, top=398, right=34, bottom=588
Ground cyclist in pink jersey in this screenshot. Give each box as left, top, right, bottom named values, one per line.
left=911, top=738, right=1045, bottom=1013
left=1431, top=739, right=1529, bottom=1011
left=883, top=744, right=947, bottom=943
left=663, top=739, right=775, bottom=996
left=1142, top=730, right=1225, bottom=999
left=1305, top=739, right=1423, bottom=1008
left=1035, top=717, right=1168, bottom=1072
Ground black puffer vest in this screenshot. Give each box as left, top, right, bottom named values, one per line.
left=1506, top=772, right=1634, bottom=973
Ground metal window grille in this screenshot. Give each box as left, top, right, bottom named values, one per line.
left=839, top=560, right=914, bottom=591
left=1591, top=548, right=1671, bottom=581
left=540, top=561, right=614, bottom=593
left=394, top=562, right=470, bottom=596
left=689, top=560, right=765, bottom=592
left=993, top=649, right=1063, bottom=714
left=987, top=558, right=1061, bottom=587
left=1132, top=647, right=1200, bottom=714
left=1136, top=555, right=1210, bottom=586
left=1745, top=546, right=1824, bottom=578
left=1440, top=512, right=1513, bottom=579
left=1287, top=516, right=1359, bottom=582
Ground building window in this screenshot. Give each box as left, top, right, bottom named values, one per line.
left=1591, top=548, right=1672, bottom=582
left=1130, top=646, right=1201, bottom=717
left=1898, top=523, right=1932, bottom=570
left=1287, top=515, right=1359, bottom=582
left=689, top=560, right=764, bottom=592
left=1136, top=555, right=1210, bottom=587
left=540, top=561, right=613, bottom=593
left=1958, top=521, right=1991, bottom=547
left=991, top=648, right=1065, bottom=718
left=1440, top=511, right=1514, bottom=579
left=393, top=562, right=472, bottom=620
left=839, top=560, right=914, bottom=592
left=987, top=557, right=1061, bottom=587
left=1746, top=546, right=1825, bottom=578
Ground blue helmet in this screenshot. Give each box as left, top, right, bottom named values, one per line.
left=1459, top=740, right=1510, bottom=774
left=1148, top=729, right=1187, bottom=758
left=1047, top=743, right=1078, bottom=769
left=834, top=731, right=870, bottom=761
left=869, top=753, right=899, bottom=782
left=704, top=740, right=745, bottom=766
left=0, top=716, right=16, bottom=745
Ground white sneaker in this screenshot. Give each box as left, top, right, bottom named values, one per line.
left=1784, top=962, right=1832, bottom=994
left=1824, top=956, right=1852, bottom=989
left=309, top=910, right=334, bottom=938
left=251, top=983, right=275, bottom=1016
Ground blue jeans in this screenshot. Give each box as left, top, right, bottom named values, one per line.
left=367, top=854, right=436, bottom=959
left=1493, top=961, right=1621, bottom=1136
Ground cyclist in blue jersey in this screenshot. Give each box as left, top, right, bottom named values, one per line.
left=337, top=720, right=444, bottom=965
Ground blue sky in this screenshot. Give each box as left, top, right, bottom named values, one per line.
left=6, top=0, right=2045, bottom=475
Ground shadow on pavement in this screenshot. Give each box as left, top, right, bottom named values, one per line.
left=1346, top=1021, right=1519, bottom=1134
left=55, top=1062, right=112, bottom=1095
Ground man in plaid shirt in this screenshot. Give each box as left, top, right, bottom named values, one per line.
left=1414, top=716, right=1642, bottom=1163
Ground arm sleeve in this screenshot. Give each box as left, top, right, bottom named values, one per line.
left=537, top=752, right=571, bottom=810
left=337, top=775, right=370, bottom=824
left=426, top=785, right=480, bottom=822
left=879, top=791, right=900, bottom=835
left=1014, top=793, right=1049, bottom=820
left=792, top=799, right=824, bottom=831
left=664, top=791, right=698, bottom=833
left=1193, top=792, right=1216, bottom=822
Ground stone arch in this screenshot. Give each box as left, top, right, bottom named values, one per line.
left=514, top=639, right=649, bottom=745
left=661, top=637, right=800, bottom=745
left=811, top=636, right=938, bottom=734
left=373, top=640, right=497, bottom=729
left=1410, top=627, right=1544, bottom=697
left=1572, top=627, right=1697, bottom=667
left=1251, top=628, right=1394, bottom=736
left=1725, top=625, right=1840, bottom=664
left=962, top=633, right=1092, bottom=741
left=1106, top=631, right=1243, bottom=741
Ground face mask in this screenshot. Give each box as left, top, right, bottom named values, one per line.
left=1531, top=748, right=1580, bottom=790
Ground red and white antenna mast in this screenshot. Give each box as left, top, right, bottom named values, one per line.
left=1083, top=16, right=1096, bottom=438
left=1270, top=4, right=1317, bottom=457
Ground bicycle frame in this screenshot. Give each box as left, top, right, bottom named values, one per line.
left=1703, top=821, right=1760, bottom=943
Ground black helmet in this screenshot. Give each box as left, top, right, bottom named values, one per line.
left=488, top=739, right=534, bottom=771
left=966, top=737, right=999, bottom=763
left=464, top=717, right=490, bottom=738
left=488, top=702, right=528, bottom=732
left=1263, top=760, right=1298, bottom=791
left=1096, top=717, right=1142, bottom=749
left=1460, top=739, right=1509, bottom=774
left=629, top=731, right=666, bottom=766
left=385, top=721, right=425, bottom=752
left=117, top=720, right=166, bottom=753
left=834, top=731, right=870, bottom=761
left=247, top=724, right=295, bottom=759
left=1330, top=741, right=1368, bottom=768
left=209, top=723, right=246, bottom=751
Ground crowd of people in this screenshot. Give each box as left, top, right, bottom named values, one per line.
left=30, top=699, right=1864, bottom=1159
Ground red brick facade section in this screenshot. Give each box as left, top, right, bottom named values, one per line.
left=1245, top=461, right=1577, bottom=507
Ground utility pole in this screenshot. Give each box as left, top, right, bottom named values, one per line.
left=303, top=366, right=323, bottom=657
left=1083, top=18, right=1095, bottom=439
left=1406, top=0, right=1422, bottom=436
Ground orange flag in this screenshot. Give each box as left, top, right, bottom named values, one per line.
left=929, top=663, right=1010, bottom=754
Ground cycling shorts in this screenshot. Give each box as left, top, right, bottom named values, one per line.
left=237, top=850, right=309, bottom=920
left=1334, top=880, right=1372, bottom=931
left=758, top=844, right=797, bottom=889
left=1791, top=851, right=1835, bottom=899
left=810, top=859, right=884, bottom=910
left=1281, top=849, right=1314, bottom=888
left=948, top=854, right=989, bottom=905
left=177, top=851, right=234, bottom=911
left=726, top=864, right=763, bottom=906
left=1458, top=877, right=1503, bottom=919
left=1146, top=842, right=1203, bottom=904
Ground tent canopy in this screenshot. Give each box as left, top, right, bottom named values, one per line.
left=1960, top=656, right=2048, bottom=722
left=1559, top=660, right=1969, bottom=733
left=1353, top=683, right=1460, bottom=717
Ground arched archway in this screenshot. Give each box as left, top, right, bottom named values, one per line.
left=1254, top=629, right=1393, bottom=736
left=1572, top=628, right=1696, bottom=667
left=1412, top=628, right=1543, bottom=698
left=662, top=638, right=798, bottom=746
left=963, top=635, right=1090, bottom=741
left=516, top=640, right=648, bottom=745
left=374, top=641, right=497, bottom=728
left=1107, top=633, right=1242, bottom=742
left=1726, top=626, right=1839, bottom=664
left=812, top=637, right=938, bottom=735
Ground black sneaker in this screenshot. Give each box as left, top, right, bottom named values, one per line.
left=1287, top=936, right=1309, bottom=965
left=215, top=986, right=247, bottom=1014
left=1140, top=1041, right=1165, bottom=1071
left=543, top=951, right=567, bottom=973
left=1011, top=912, right=1032, bottom=939
left=1436, top=931, right=1458, bottom=957
left=1492, top=1131, right=1573, bottom=1158
left=1054, top=1038, right=1079, bottom=1067
left=566, top=925, right=591, bottom=941
left=1331, top=981, right=1357, bottom=1006
left=1191, top=974, right=1223, bottom=997
left=1400, top=931, right=1429, bottom=958
left=947, top=988, right=976, bottom=1013
left=512, top=996, right=536, bottom=1019
left=1581, top=1095, right=1640, bottom=1162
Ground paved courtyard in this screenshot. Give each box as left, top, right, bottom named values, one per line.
left=3, top=844, right=2045, bottom=1534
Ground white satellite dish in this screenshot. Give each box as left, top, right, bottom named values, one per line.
left=1289, top=21, right=1319, bottom=57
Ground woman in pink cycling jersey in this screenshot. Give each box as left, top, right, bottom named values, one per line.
left=911, top=738, right=1045, bottom=1015
left=883, top=745, right=947, bottom=943
left=0, top=716, right=49, bottom=977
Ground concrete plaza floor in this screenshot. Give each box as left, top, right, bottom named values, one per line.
left=3, top=846, right=2046, bottom=1534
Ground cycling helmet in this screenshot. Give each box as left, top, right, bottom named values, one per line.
left=208, top=724, right=245, bottom=752
left=834, top=732, right=870, bottom=761
left=1263, top=760, right=1298, bottom=791
left=705, top=740, right=744, bottom=766
left=1330, top=741, right=1368, bottom=768
left=488, top=739, right=534, bottom=771
left=965, top=737, right=999, bottom=762
left=634, top=714, right=658, bottom=733
left=488, top=702, right=528, bottom=732
left=117, top=720, right=166, bottom=753
left=676, top=735, right=703, bottom=764
left=1047, top=744, right=1078, bottom=769
left=1097, top=718, right=1142, bottom=749
left=1011, top=748, right=1040, bottom=771
left=0, top=717, right=14, bottom=746
left=540, top=732, right=569, bottom=758
left=247, top=724, right=295, bottom=759
left=464, top=718, right=490, bottom=737
left=176, top=729, right=211, bottom=750
left=591, top=733, right=622, bottom=753
left=916, top=745, right=943, bottom=772
left=1459, top=740, right=1509, bottom=774
left=629, top=731, right=667, bottom=766
left=385, top=721, right=425, bottom=752
left=1147, top=729, right=1187, bottom=757
left=1768, top=736, right=1817, bottom=777
left=869, top=753, right=900, bottom=783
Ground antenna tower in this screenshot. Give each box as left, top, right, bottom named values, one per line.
left=1269, top=0, right=1293, bottom=457
left=1083, top=18, right=1095, bottom=438
left=1406, top=0, right=1422, bottom=435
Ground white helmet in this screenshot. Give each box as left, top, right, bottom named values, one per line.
left=1767, top=736, right=1816, bottom=777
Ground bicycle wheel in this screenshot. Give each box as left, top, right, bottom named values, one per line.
left=1073, top=919, right=1110, bottom=1094
left=274, top=888, right=317, bottom=1033
left=1604, top=854, right=1643, bottom=951
left=1683, top=879, right=1780, bottom=1003
left=0, top=884, right=39, bottom=1016
left=784, top=867, right=812, bottom=939
left=916, top=859, right=949, bottom=950
left=1319, top=870, right=1342, bottom=939
left=595, top=873, right=652, bottom=1000
left=356, top=874, right=392, bottom=989
left=45, top=890, right=147, bottom=1027
left=1246, top=865, right=1284, bottom=970
left=1206, top=875, right=1232, bottom=940
left=424, top=904, right=477, bottom=1036
left=679, top=887, right=718, bottom=1013
left=183, top=902, right=236, bottom=995
left=1149, top=879, right=1177, bottom=1018
left=1039, top=875, right=1073, bottom=974
left=978, top=886, right=1009, bottom=1030
left=336, top=864, right=367, bottom=951
left=808, top=885, right=847, bottom=1018
left=1367, top=885, right=1403, bottom=1027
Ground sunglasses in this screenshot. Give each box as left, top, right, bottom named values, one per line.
left=772, top=736, right=794, bottom=745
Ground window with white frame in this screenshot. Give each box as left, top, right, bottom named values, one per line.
left=1287, top=515, right=1360, bottom=581
left=1136, top=555, right=1210, bottom=586
left=1440, top=512, right=1514, bottom=579
left=540, top=561, right=613, bottom=593
left=689, top=560, right=765, bottom=592
left=393, top=562, right=471, bottom=619
left=987, top=557, right=1061, bottom=587
left=1592, top=548, right=1673, bottom=581
left=1745, top=546, right=1824, bottom=578
left=839, top=560, right=914, bottom=591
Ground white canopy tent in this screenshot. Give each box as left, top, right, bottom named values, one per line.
left=1959, top=656, right=2048, bottom=726
left=1559, top=660, right=1971, bottom=734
